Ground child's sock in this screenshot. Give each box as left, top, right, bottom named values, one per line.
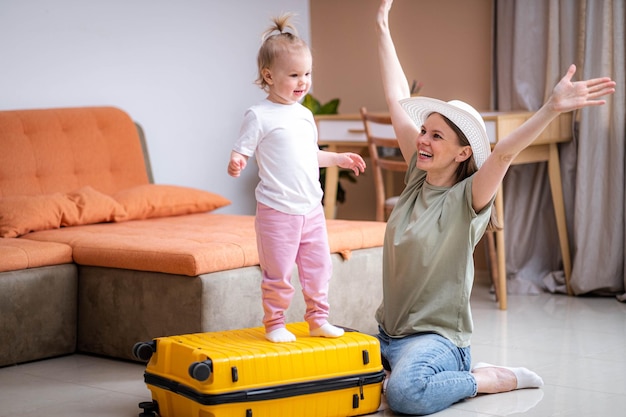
left=472, top=362, right=544, bottom=389
left=310, top=323, right=344, bottom=338
left=265, top=327, right=296, bottom=343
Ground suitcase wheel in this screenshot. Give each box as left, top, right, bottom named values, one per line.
left=188, top=358, right=213, bottom=382
left=132, top=340, right=156, bottom=362
left=138, top=400, right=159, bottom=416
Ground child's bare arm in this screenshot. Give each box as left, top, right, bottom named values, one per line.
left=318, top=150, right=366, bottom=176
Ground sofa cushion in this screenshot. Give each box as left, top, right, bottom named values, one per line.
left=63, top=186, right=127, bottom=225
left=0, top=186, right=126, bottom=238
left=0, top=106, right=149, bottom=198
left=0, top=193, right=73, bottom=238
left=113, top=184, right=231, bottom=220
left=0, top=238, right=72, bottom=272
left=23, top=213, right=386, bottom=276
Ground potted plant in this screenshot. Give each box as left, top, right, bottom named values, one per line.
left=302, top=94, right=357, bottom=204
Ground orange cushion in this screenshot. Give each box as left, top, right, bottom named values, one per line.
left=0, top=186, right=126, bottom=238
left=0, top=107, right=149, bottom=198
left=113, top=184, right=231, bottom=220
left=23, top=213, right=386, bottom=276
left=63, top=186, right=127, bottom=225
left=0, top=239, right=72, bottom=272
left=0, top=193, right=74, bottom=238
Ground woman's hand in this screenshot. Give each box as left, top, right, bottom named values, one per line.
left=377, top=0, right=393, bottom=33
left=548, top=64, right=616, bottom=113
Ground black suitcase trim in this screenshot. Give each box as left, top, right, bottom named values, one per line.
left=144, top=370, right=385, bottom=406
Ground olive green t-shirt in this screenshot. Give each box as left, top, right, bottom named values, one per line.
left=375, top=152, right=492, bottom=348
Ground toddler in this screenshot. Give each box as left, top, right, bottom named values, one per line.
left=227, top=14, right=366, bottom=343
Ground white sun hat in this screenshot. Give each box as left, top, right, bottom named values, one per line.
left=399, top=97, right=491, bottom=168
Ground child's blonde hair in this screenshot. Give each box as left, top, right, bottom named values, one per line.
left=255, top=13, right=310, bottom=92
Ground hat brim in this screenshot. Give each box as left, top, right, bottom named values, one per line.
left=399, top=97, right=491, bottom=169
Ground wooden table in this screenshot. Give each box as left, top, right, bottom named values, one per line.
left=317, top=112, right=574, bottom=309
left=316, top=114, right=389, bottom=218
left=483, top=111, right=574, bottom=307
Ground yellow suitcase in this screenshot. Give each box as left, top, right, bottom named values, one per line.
left=134, top=322, right=385, bottom=417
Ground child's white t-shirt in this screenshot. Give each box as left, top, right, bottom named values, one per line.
left=233, top=99, right=323, bottom=215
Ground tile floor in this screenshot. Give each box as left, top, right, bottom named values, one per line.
left=1, top=281, right=625, bottom=417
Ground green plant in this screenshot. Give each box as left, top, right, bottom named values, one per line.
left=302, top=94, right=357, bottom=204
left=302, top=94, right=340, bottom=115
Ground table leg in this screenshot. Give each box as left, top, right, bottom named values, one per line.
left=323, top=144, right=339, bottom=219
left=548, top=143, right=573, bottom=295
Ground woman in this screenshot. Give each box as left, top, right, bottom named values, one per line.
left=374, top=0, right=616, bottom=414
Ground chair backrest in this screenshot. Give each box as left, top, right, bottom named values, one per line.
left=360, top=107, right=408, bottom=221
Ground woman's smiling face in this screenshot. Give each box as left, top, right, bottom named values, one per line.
left=416, top=113, right=472, bottom=181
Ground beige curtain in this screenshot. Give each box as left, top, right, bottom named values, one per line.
left=494, top=0, right=625, bottom=298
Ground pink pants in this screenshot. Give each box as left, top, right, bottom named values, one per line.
left=255, top=202, right=332, bottom=333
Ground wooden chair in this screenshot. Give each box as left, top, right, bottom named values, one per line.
left=360, top=107, right=408, bottom=222
left=484, top=217, right=502, bottom=307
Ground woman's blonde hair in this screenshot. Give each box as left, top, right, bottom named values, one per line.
left=255, top=13, right=310, bottom=91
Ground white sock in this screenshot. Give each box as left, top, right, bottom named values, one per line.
left=473, top=362, right=544, bottom=389
left=382, top=370, right=391, bottom=393
left=310, top=323, right=344, bottom=338
left=265, top=327, right=296, bottom=343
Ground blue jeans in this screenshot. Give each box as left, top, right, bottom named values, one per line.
left=377, top=328, right=477, bottom=415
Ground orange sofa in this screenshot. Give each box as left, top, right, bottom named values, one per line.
left=0, top=106, right=386, bottom=366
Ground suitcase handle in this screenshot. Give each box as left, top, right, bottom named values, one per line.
left=189, top=359, right=214, bottom=382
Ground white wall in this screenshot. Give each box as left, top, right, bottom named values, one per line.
left=0, top=0, right=310, bottom=215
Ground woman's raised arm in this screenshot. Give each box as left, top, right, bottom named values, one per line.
left=471, top=64, right=616, bottom=212
left=376, top=0, right=419, bottom=163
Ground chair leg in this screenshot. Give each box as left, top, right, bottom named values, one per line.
left=494, top=186, right=507, bottom=310
left=485, top=231, right=499, bottom=302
